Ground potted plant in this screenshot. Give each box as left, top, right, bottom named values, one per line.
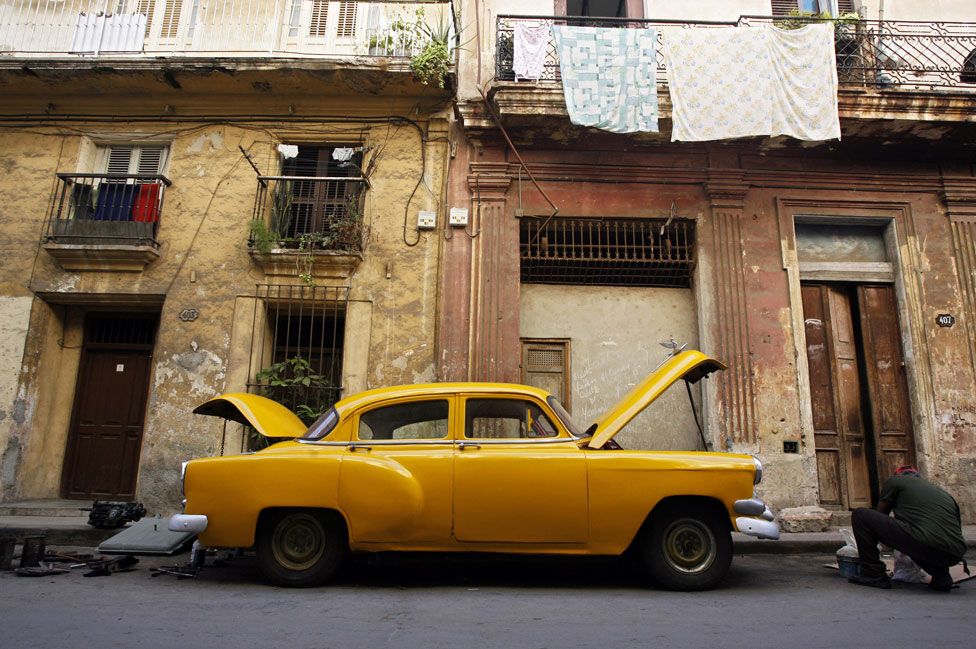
left=410, top=14, right=452, bottom=88
left=368, top=33, right=394, bottom=56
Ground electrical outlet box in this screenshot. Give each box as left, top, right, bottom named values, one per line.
left=417, top=210, right=436, bottom=230
left=449, top=207, right=469, bottom=227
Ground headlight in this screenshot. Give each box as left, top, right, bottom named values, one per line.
left=753, top=457, right=763, bottom=485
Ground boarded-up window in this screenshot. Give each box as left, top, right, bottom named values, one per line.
left=520, top=339, right=571, bottom=409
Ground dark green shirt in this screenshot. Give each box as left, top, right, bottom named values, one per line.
left=880, top=475, right=966, bottom=559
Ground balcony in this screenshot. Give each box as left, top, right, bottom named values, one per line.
left=43, top=173, right=170, bottom=271
left=248, top=175, right=368, bottom=281
left=1, top=0, right=453, bottom=60
left=489, top=15, right=976, bottom=130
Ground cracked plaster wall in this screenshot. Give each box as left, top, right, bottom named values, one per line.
left=0, top=116, right=448, bottom=511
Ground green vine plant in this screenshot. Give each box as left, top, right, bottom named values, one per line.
left=248, top=356, right=334, bottom=449
left=776, top=9, right=861, bottom=31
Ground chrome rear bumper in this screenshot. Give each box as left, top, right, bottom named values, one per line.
left=168, top=513, right=208, bottom=534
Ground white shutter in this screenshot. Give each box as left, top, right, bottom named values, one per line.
left=337, top=2, right=358, bottom=38
left=310, top=0, right=329, bottom=37
left=106, top=147, right=135, bottom=175
left=136, top=147, right=165, bottom=175
left=160, top=0, right=183, bottom=39
left=101, top=145, right=166, bottom=175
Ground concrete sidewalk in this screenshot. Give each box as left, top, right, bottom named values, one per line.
left=3, top=513, right=976, bottom=554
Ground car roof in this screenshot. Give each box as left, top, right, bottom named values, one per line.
left=333, top=382, right=554, bottom=415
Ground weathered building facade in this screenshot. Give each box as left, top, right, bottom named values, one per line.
left=443, top=0, right=976, bottom=520
left=0, top=0, right=454, bottom=511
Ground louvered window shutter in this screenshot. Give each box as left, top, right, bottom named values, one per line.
left=337, top=2, right=358, bottom=38
left=521, top=341, right=570, bottom=408
left=135, top=0, right=156, bottom=35
left=310, top=0, right=329, bottom=37
left=106, top=147, right=134, bottom=175
left=136, top=147, right=165, bottom=175
left=161, top=0, right=182, bottom=38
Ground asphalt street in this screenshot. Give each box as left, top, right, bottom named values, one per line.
left=1, top=550, right=973, bottom=649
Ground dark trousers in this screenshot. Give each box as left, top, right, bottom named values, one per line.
left=852, top=508, right=959, bottom=579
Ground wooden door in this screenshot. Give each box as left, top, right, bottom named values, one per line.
left=62, top=315, right=156, bottom=499
left=802, top=284, right=872, bottom=509
left=857, top=285, right=916, bottom=481
left=520, top=340, right=570, bottom=409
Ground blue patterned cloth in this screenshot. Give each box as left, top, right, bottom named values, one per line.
left=552, top=26, right=659, bottom=134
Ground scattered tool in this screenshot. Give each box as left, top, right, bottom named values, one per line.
left=15, top=564, right=71, bottom=577
left=83, top=554, right=139, bottom=577
left=150, top=565, right=198, bottom=579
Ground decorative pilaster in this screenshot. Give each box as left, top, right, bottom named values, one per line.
left=703, top=170, right=757, bottom=448
left=467, top=167, right=517, bottom=383
left=942, top=175, right=976, bottom=379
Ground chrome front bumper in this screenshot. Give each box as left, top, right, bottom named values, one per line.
left=168, top=513, right=208, bottom=534
left=733, top=498, right=780, bottom=540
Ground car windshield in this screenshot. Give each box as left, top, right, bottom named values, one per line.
left=300, top=408, right=339, bottom=441
left=547, top=396, right=585, bottom=438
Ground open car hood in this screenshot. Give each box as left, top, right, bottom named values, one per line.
left=587, top=350, right=726, bottom=449
left=192, top=392, right=307, bottom=439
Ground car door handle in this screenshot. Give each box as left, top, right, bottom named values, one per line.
left=349, top=444, right=372, bottom=453
left=458, top=442, right=481, bottom=451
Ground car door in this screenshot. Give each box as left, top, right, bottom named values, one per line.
left=452, top=395, right=588, bottom=544
left=337, top=396, right=455, bottom=545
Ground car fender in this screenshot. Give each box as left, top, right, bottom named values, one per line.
left=337, top=454, right=426, bottom=543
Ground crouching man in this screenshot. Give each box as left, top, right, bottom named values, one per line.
left=849, top=466, right=966, bottom=592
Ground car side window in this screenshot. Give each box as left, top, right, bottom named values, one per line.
left=464, top=399, right=558, bottom=439
left=357, top=400, right=449, bottom=441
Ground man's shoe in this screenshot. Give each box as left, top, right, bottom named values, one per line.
left=928, top=570, right=953, bottom=592
left=848, top=573, right=892, bottom=589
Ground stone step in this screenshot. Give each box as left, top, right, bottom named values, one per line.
left=0, top=499, right=92, bottom=518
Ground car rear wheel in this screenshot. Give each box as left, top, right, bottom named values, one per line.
left=257, top=509, right=346, bottom=587
left=641, top=505, right=731, bottom=591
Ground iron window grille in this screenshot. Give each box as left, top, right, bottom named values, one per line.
left=520, top=217, right=695, bottom=288
left=247, top=284, right=348, bottom=428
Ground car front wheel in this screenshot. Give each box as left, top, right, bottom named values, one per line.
left=257, top=509, right=347, bottom=587
left=641, top=506, right=732, bottom=591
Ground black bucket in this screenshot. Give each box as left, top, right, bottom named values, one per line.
left=20, top=535, right=46, bottom=568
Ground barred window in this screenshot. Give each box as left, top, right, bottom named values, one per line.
left=520, top=217, right=695, bottom=288
left=247, top=285, right=348, bottom=429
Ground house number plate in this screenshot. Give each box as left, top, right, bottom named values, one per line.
left=936, top=314, right=955, bottom=328
left=179, top=309, right=199, bottom=322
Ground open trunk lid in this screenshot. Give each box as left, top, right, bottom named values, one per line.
left=192, top=392, right=307, bottom=439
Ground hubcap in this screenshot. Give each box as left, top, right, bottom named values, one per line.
left=662, top=518, right=716, bottom=574
left=271, top=513, right=326, bottom=571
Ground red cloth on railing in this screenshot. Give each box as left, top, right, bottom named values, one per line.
left=132, top=183, right=160, bottom=222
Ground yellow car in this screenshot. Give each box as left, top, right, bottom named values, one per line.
left=169, top=350, right=779, bottom=590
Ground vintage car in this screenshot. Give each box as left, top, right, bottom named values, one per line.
left=170, top=349, right=779, bottom=590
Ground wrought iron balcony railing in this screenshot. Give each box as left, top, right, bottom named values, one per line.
left=46, top=173, right=171, bottom=246
left=250, top=175, right=368, bottom=252
left=496, top=15, right=976, bottom=91
left=1, top=0, right=452, bottom=59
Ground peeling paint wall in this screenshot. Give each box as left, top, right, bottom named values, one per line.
left=0, top=297, right=33, bottom=499
left=0, top=85, right=450, bottom=511
left=520, top=284, right=702, bottom=450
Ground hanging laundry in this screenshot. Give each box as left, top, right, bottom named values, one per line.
left=513, top=21, right=550, bottom=82
left=766, top=24, right=841, bottom=141
left=552, top=26, right=659, bottom=134
left=663, top=27, right=773, bottom=141
left=663, top=24, right=839, bottom=142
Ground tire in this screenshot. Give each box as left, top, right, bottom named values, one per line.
left=641, top=505, right=732, bottom=591
left=256, top=509, right=347, bottom=587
